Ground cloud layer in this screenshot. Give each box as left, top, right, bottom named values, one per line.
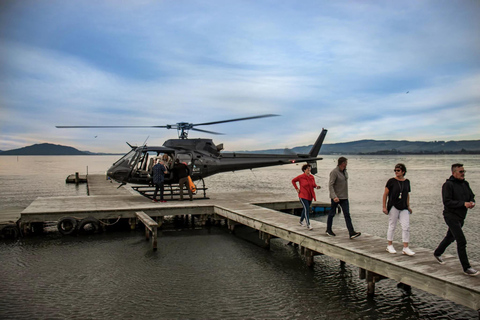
left=1, top=0, right=479, bottom=152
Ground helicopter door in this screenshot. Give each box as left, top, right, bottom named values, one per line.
left=130, top=149, right=151, bottom=181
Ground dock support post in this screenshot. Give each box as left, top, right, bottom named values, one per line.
left=75, top=172, right=79, bottom=185
left=366, top=271, right=376, bottom=296
left=365, top=271, right=385, bottom=296
left=152, top=227, right=157, bottom=251
left=227, top=219, right=236, bottom=233
left=359, top=268, right=366, bottom=280
left=305, top=248, right=315, bottom=267
left=136, top=212, right=158, bottom=251
left=145, top=225, right=150, bottom=240
left=259, top=231, right=271, bottom=249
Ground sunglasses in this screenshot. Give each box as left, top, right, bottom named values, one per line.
left=394, top=169, right=402, bottom=172
left=458, top=170, right=466, bottom=174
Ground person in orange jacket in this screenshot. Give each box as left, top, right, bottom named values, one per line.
left=292, top=164, right=321, bottom=230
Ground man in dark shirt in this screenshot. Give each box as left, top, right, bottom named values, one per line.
left=434, top=163, right=477, bottom=276
left=173, top=159, right=193, bottom=201
left=152, top=159, right=167, bottom=203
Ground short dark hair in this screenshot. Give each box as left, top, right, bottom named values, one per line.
left=338, top=157, right=348, bottom=166
left=451, top=163, right=463, bottom=172
left=395, top=163, right=407, bottom=175
left=302, top=164, right=311, bottom=172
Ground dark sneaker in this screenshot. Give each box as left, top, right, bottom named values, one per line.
left=434, top=254, right=445, bottom=265
left=464, top=268, right=479, bottom=276
left=350, top=232, right=361, bottom=239
left=326, top=230, right=336, bottom=237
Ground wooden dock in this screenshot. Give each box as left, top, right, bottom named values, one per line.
left=12, top=174, right=480, bottom=314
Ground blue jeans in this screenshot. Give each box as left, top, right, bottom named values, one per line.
left=299, top=198, right=312, bottom=226
left=153, top=181, right=165, bottom=200
left=327, top=199, right=355, bottom=235
left=434, top=217, right=470, bottom=271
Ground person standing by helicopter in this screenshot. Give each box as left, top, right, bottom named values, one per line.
left=152, top=158, right=168, bottom=203
left=292, top=164, right=321, bottom=230
left=173, top=159, right=193, bottom=201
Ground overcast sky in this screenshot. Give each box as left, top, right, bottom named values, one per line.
left=1, top=0, right=479, bottom=153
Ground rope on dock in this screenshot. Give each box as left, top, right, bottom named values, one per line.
left=98, top=216, right=122, bottom=226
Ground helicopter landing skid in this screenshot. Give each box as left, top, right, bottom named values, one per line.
left=131, top=178, right=209, bottom=201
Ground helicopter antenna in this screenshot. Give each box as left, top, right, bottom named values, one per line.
left=249, top=168, right=257, bottom=178
left=142, top=136, right=150, bottom=146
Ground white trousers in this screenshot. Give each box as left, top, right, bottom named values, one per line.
left=387, top=207, right=410, bottom=243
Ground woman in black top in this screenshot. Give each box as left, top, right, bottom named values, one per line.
left=382, top=163, right=414, bottom=256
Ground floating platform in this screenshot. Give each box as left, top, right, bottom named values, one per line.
left=65, top=173, right=87, bottom=184
left=4, top=174, right=480, bottom=314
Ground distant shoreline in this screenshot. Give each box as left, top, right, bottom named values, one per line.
left=1, top=139, right=479, bottom=156
left=0, top=154, right=123, bottom=156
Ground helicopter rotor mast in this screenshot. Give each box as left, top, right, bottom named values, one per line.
left=56, top=114, right=279, bottom=139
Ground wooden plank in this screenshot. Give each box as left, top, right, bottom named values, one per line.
left=135, top=211, right=158, bottom=230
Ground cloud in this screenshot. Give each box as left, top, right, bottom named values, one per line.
left=1, top=0, right=479, bottom=152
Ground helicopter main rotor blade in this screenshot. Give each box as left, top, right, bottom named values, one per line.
left=191, top=128, right=224, bottom=135
left=56, top=126, right=169, bottom=128
left=192, top=114, right=279, bottom=127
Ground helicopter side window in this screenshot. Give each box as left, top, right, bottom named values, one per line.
left=176, top=153, right=192, bottom=165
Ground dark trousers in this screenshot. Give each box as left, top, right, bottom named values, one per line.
left=299, top=198, right=312, bottom=226
left=178, top=177, right=193, bottom=200
left=327, top=199, right=355, bottom=235
left=153, top=182, right=164, bottom=201
left=434, top=217, right=470, bottom=271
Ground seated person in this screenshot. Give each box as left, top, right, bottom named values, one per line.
left=162, top=154, right=173, bottom=169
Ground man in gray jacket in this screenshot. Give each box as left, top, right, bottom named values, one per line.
left=326, top=157, right=361, bottom=239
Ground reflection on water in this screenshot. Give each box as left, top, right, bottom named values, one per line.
left=0, top=155, right=479, bottom=319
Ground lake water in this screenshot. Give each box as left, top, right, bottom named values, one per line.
left=0, top=154, right=479, bottom=319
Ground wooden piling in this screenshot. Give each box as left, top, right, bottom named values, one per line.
left=135, top=211, right=158, bottom=251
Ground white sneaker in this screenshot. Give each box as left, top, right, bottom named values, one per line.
left=308, top=225, right=313, bottom=230
left=386, top=245, right=396, bottom=254
left=464, top=267, right=479, bottom=276
left=299, top=221, right=304, bottom=227
left=402, top=247, right=415, bottom=256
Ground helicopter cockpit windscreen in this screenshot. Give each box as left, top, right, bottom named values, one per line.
left=112, top=149, right=136, bottom=167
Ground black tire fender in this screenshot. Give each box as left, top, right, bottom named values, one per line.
left=0, top=224, right=20, bottom=239
left=77, top=217, right=101, bottom=234
left=57, top=217, right=78, bottom=236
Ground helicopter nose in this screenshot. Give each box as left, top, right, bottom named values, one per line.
left=108, top=169, right=129, bottom=183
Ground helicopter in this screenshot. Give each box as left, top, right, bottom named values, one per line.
left=57, top=115, right=327, bottom=188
